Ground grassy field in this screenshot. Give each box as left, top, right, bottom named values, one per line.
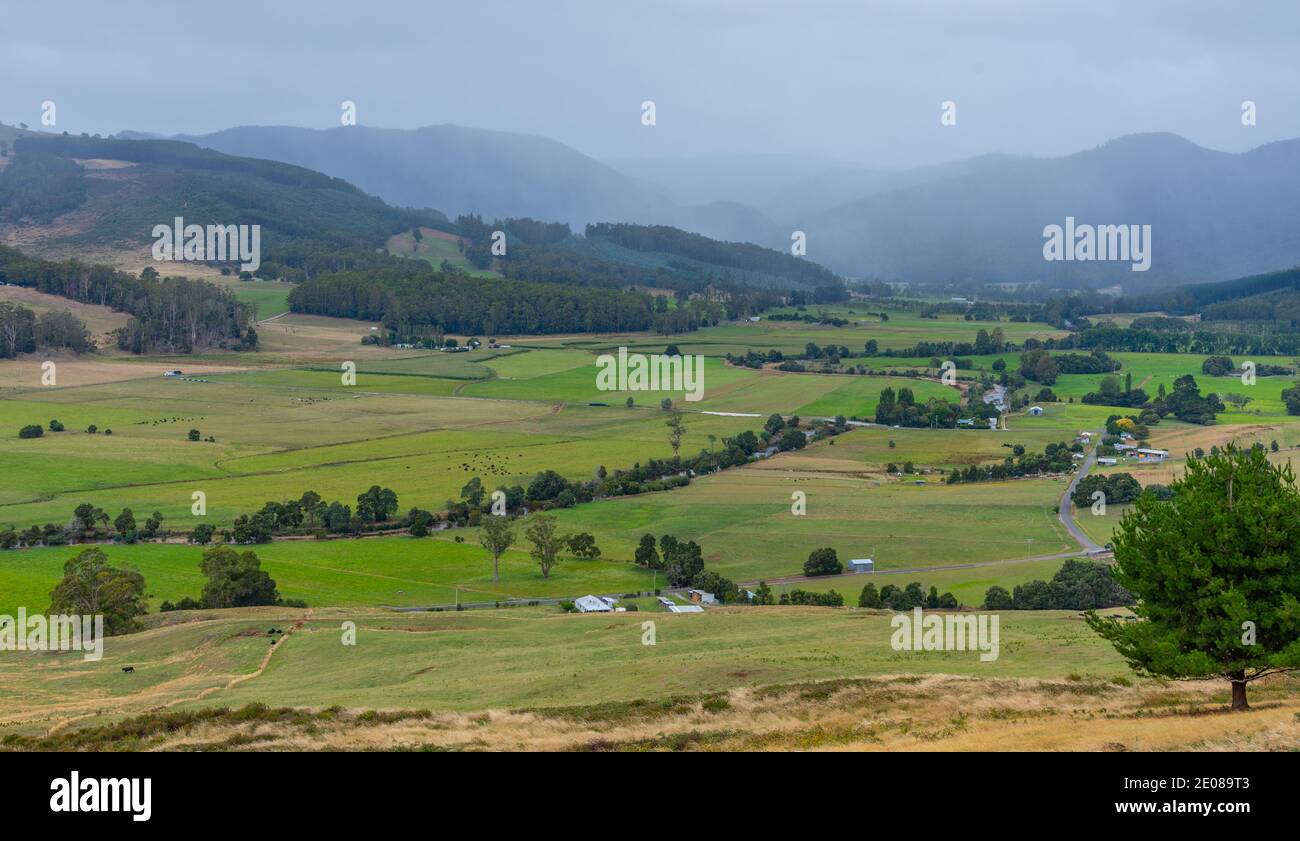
left=386, top=227, right=499, bottom=277
left=0, top=534, right=655, bottom=618
left=5, top=297, right=1300, bottom=750
left=0, top=604, right=1136, bottom=735
left=0, top=375, right=765, bottom=528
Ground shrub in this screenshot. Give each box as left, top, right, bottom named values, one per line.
left=803, top=547, right=843, bottom=577
left=18, top=424, right=43, bottom=439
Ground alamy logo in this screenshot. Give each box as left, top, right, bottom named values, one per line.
left=890, top=607, right=1000, bottom=662
left=50, top=772, right=151, bottom=822
left=152, top=216, right=261, bottom=273
left=596, top=347, right=704, bottom=402
left=1042, top=216, right=1150, bottom=272
left=0, top=608, right=103, bottom=661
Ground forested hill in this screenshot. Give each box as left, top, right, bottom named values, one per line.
left=1117, top=266, right=1300, bottom=322
left=0, top=131, right=446, bottom=281
left=447, top=215, right=842, bottom=299
left=584, top=223, right=840, bottom=290
left=0, top=245, right=255, bottom=353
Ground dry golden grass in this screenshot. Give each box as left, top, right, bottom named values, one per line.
left=29, top=672, right=1295, bottom=752
left=253, top=314, right=405, bottom=360
left=0, top=353, right=250, bottom=392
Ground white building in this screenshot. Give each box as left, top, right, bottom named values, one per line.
left=1136, top=448, right=1169, bottom=462
left=1027, top=406, right=1044, bottom=416
left=847, top=558, right=875, bottom=572
left=573, top=595, right=616, bottom=613
left=667, top=604, right=704, bottom=613
left=686, top=589, right=717, bottom=605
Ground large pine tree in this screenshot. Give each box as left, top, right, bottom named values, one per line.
left=1087, top=444, right=1300, bottom=709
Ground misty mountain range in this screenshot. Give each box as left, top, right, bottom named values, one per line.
left=125, top=124, right=1300, bottom=291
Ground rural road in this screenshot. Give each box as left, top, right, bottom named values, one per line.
left=1057, top=429, right=1105, bottom=554
left=737, top=426, right=1111, bottom=590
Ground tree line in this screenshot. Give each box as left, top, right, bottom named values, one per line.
left=0, top=301, right=93, bottom=357
left=0, top=246, right=255, bottom=353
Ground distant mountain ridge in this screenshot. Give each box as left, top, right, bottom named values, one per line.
left=160, top=125, right=1300, bottom=291
left=169, top=124, right=780, bottom=246
left=794, top=133, right=1300, bottom=289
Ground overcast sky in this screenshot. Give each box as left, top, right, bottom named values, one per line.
left=3, top=0, right=1298, bottom=168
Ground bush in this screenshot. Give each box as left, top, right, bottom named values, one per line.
left=18, top=424, right=43, bottom=439
left=803, top=547, right=843, bottom=577
left=983, top=585, right=1014, bottom=610
left=49, top=419, right=64, bottom=432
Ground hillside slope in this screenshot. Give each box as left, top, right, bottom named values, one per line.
left=797, top=133, right=1300, bottom=289
left=174, top=124, right=781, bottom=244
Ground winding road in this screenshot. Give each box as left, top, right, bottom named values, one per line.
left=1057, top=429, right=1105, bottom=554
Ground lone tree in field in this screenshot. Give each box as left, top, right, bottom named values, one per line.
left=524, top=514, right=564, bottom=578
left=665, top=408, right=686, bottom=457
left=48, top=547, right=148, bottom=635
left=479, top=514, right=516, bottom=583
left=1086, top=444, right=1300, bottom=710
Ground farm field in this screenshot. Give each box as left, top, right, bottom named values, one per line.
left=0, top=534, right=655, bottom=618
left=529, top=426, right=1077, bottom=583
left=0, top=604, right=1132, bottom=735
left=5, top=298, right=1300, bottom=753
left=517, top=308, right=1068, bottom=357
left=0, top=373, right=765, bottom=528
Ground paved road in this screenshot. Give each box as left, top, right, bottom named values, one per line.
left=1058, top=429, right=1105, bottom=553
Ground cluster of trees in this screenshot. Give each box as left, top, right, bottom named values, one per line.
left=0, top=247, right=256, bottom=353
left=47, top=548, right=147, bottom=636
left=1283, top=383, right=1300, bottom=416
left=1071, top=473, right=1144, bottom=507
left=946, top=441, right=1079, bottom=484
left=1020, top=349, right=1121, bottom=387
left=288, top=262, right=663, bottom=337
left=634, top=533, right=707, bottom=588
left=160, top=545, right=288, bottom=611
left=222, top=487, right=402, bottom=544
left=765, top=311, right=849, bottom=326
left=1156, top=375, right=1222, bottom=425
left=874, top=387, right=966, bottom=428
left=726, top=348, right=786, bottom=368
left=1070, top=372, right=1218, bottom=425
left=857, top=581, right=961, bottom=610
left=879, top=332, right=1009, bottom=359
left=1064, top=324, right=1300, bottom=357
left=448, top=417, right=816, bottom=524
left=1080, top=374, right=1148, bottom=408
left=1202, top=355, right=1289, bottom=378
left=0, top=302, right=93, bottom=357
left=1, top=504, right=164, bottom=549
left=983, top=560, right=1133, bottom=611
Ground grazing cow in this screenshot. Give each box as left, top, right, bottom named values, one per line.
left=121, top=666, right=134, bottom=673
